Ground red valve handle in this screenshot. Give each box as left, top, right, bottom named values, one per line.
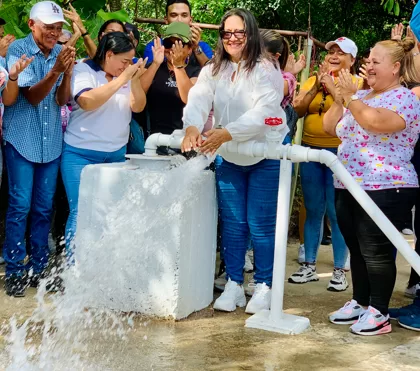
left=265, top=117, right=283, bottom=126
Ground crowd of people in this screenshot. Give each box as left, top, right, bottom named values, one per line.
left=1, top=0, right=420, bottom=337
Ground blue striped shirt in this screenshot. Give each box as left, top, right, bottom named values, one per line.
left=3, top=34, right=63, bottom=163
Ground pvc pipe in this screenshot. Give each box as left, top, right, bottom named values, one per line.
left=144, top=131, right=184, bottom=156
left=144, top=133, right=420, bottom=276
left=270, top=152, right=293, bottom=321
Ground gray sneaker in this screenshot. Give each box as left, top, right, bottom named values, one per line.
left=288, top=264, right=319, bottom=284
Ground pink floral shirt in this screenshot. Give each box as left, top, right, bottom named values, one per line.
left=335, top=87, right=420, bottom=190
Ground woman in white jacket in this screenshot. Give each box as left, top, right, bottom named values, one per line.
left=181, top=8, right=286, bottom=314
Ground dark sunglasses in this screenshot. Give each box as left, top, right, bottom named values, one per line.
left=163, top=38, right=189, bottom=49
left=219, top=30, right=246, bottom=40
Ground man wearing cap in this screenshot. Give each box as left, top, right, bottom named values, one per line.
left=141, top=22, right=200, bottom=141
left=143, top=0, right=213, bottom=68
left=2, top=1, right=75, bottom=297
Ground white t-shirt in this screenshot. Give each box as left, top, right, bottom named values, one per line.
left=65, top=60, right=132, bottom=152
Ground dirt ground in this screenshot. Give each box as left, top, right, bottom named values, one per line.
left=0, top=238, right=419, bottom=371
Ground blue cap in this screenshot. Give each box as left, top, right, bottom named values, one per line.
left=410, top=2, right=420, bottom=41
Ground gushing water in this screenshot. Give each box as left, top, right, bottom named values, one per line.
left=2, top=155, right=213, bottom=370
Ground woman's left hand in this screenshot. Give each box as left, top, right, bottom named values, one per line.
left=171, top=40, right=187, bottom=67
left=200, top=128, right=232, bottom=155
left=337, top=69, right=358, bottom=101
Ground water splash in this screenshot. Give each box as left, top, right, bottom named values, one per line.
left=3, top=155, right=213, bottom=370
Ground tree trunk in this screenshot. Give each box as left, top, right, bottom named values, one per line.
left=107, top=0, right=122, bottom=12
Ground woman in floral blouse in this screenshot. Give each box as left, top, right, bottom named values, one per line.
left=324, top=38, right=420, bottom=336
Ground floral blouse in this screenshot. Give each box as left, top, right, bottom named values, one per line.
left=335, top=87, right=420, bottom=190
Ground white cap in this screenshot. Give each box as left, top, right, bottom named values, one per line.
left=30, top=1, right=69, bottom=26
left=325, top=37, right=358, bottom=58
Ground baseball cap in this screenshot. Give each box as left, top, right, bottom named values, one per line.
left=30, top=1, right=69, bottom=26
left=162, top=22, right=191, bottom=43
left=325, top=37, right=358, bottom=58
left=410, top=1, right=420, bottom=41
left=0, top=18, right=6, bottom=26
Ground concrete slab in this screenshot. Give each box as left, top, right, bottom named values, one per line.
left=0, top=238, right=419, bottom=370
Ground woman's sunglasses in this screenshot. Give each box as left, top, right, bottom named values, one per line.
left=163, top=39, right=189, bottom=49
left=219, top=30, right=246, bottom=40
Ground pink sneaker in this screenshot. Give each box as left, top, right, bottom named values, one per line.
left=350, top=306, right=392, bottom=336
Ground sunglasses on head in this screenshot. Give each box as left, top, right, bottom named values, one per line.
left=219, top=30, right=246, bottom=40
left=163, top=38, right=189, bottom=49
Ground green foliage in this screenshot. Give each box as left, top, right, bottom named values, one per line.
left=97, top=9, right=131, bottom=23
left=1, top=0, right=418, bottom=61
left=71, top=0, right=106, bottom=18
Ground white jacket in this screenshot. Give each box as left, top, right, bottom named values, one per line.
left=183, top=59, right=287, bottom=166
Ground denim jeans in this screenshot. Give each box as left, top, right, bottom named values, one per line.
left=3, top=142, right=60, bottom=276
left=336, top=188, right=417, bottom=315
left=300, top=145, right=347, bottom=268
left=215, top=156, right=280, bottom=286
left=61, top=143, right=126, bottom=257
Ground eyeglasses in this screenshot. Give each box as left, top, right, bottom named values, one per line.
left=220, top=30, right=246, bottom=40
left=163, top=39, right=189, bottom=49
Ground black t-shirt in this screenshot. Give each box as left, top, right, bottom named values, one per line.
left=147, top=63, right=201, bottom=135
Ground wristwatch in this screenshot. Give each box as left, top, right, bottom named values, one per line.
left=194, top=46, right=203, bottom=55
left=344, top=94, right=359, bottom=108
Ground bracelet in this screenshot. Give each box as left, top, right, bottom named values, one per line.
left=81, top=31, right=89, bottom=37
left=175, top=65, right=186, bottom=69
left=9, top=76, right=18, bottom=82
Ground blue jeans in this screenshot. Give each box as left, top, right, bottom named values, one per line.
left=300, top=145, right=347, bottom=268
left=61, top=143, right=126, bottom=257
left=215, top=156, right=280, bottom=286
left=3, top=142, right=60, bottom=276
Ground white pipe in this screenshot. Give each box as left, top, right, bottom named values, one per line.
left=144, top=133, right=420, bottom=276
left=144, top=131, right=184, bottom=156
left=270, top=152, right=293, bottom=322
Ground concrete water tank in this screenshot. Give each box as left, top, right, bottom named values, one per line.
left=74, top=155, right=218, bottom=319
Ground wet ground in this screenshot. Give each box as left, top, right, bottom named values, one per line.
left=0, top=238, right=419, bottom=371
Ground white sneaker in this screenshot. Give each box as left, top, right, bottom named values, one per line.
left=350, top=306, right=392, bottom=336
left=288, top=264, right=319, bottom=284
left=0, top=256, right=4, bottom=265
left=214, top=272, right=227, bottom=291
left=244, top=278, right=256, bottom=297
left=213, top=278, right=246, bottom=312
left=327, top=269, right=349, bottom=292
left=245, top=283, right=271, bottom=314
left=405, top=283, right=420, bottom=299
left=244, top=250, right=254, bottom=273
left=298, top=244, right=305, bottom=264
left=329, top=299, right=367, bottom=325
left=344, top=253, right=350, bottom=271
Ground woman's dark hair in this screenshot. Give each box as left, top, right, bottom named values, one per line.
left=260, top=29, right=290, bottom=70
left=211, top=8, right=265, bottom=76
left=93, top=32, right=135, bottom=66
left=98, top=19, right=127, bottom=41
left=356, top=47, right=371, bottom=74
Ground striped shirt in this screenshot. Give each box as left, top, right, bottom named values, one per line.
left=3, top=34, right=63, bottom=163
